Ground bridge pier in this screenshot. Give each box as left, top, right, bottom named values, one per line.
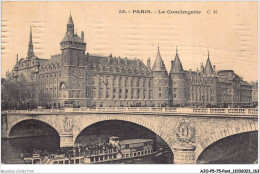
left=60, top=133, right=74, bottom=147
left=1, top=115, right=8, bottom=138
left=172, top=142, right=196, bottom=164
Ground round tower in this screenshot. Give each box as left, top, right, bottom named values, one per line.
left=152, top=46, right=170, bottom=107
left=169, top=48, right=186, bottom=106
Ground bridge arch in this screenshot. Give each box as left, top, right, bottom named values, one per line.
left=73, top=115, right=175, bottom=159
left=195, top=123, right=258, bottom=162
left=7, top=116, right=62, bottom=137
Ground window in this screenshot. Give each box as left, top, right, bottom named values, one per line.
left=159, top=87, right=161, bottom=92
left=92, top=87, right=96, bottom=98
left=143, top=80, right=146, bottom=88
left=137, top=89, right=140, bottom=99
left=107, top=76, right=110, bottom=86
left=149, top=90, right=152, bottom=99
left=125, top=89, right=128, bottom=99
left=99, top=87, right=103, bottom=98
left=106, top=88, right=110, bottom=98
left=148, top=79, right=152, bottom=88
left=125, top=77, right=128, bottom=87
left=73, top=80, right=76, bottom=87
left=76, top=91, right=80, bottom=98
left=131, top=78, right=134, bottom=87
left=174, top=94, right=176, bottom=98
left=137, top=78, right=140, bottom=87
left=54, top=87, right=56, bottom=98
left=159, top=93, right=161, bottom=98
left=86, top=74, right=89, bottom=85
left=79, top=68, right=82, bottom=76
left=113, top=89, right=116, bottom=98
left=79, top=80, right=82, bottom=87
left=99, top=76, right=103, bottom=86
left=119, top=77, right=122, bottom=87
left=143, top=89, right=146, bottom=99
left=92, top=75, right=96, bottom=85
left=131, top=89, right=134, bottom=99
left=72, top=67, right=75, bottom=76
left=86, top=87, right=89, bottom=98
left=119, top=89, right=122, bottom=98
left=112, top=76, right=116, bottom=86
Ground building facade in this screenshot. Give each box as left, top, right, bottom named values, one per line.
left=251, top=81, right=258, bottom=106
left=9, top=15, right=253, bottom=108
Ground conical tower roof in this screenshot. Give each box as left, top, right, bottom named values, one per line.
left=152, top=46, right=167, bottom=72
left=170, top=47, right=183, bottom=73
left=204, top=51, right=213, bottom=74
left=67, top=13, right=74, bottom=25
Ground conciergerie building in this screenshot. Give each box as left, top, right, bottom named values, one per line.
left=8, top=14, right=252, bottom=108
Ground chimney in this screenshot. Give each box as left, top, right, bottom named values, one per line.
left=147, top=57, right=151, bottom=68
left=213, top=65, right=216, bottom=72
left=200, top=62, right=204, bottom=73
left=81, top=31, right=84, bottom=40
left=16, top=54, right=18, bottom=62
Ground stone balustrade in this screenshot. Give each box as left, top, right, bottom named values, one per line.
left=3, top=107, right=258, bottom=116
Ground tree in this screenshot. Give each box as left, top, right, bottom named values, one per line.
left=1, top=78, right=50, bottom=110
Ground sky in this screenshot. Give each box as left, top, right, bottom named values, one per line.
left=1, top=1, right=258, bottom=82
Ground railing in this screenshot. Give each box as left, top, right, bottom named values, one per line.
left=3, top=107, right=258, bottom=116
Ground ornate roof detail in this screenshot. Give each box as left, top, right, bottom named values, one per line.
left=152, top=46, right=167, bottom=72
left=170, top=47, right=184, bottom=73
left=67, top=13, right=74, bottom=25
left=204, top=50, right=213, bottom=75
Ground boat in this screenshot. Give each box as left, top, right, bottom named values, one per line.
left=22, top=136, right=159, bottom=164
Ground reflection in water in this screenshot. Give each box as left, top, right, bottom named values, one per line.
left=1, top=135, right=60, bottom=164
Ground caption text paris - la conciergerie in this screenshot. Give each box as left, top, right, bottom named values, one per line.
left=119, top=9, right=218, bottom=15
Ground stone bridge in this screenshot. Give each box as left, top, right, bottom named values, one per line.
left=1, top=107, right=258, bottom=164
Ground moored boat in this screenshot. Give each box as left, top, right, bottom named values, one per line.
left=22, top=136, right=159, bottom=164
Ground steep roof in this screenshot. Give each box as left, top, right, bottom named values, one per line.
left=61, top=33, right=85, bottom=44
left=152, top=47, right=167, bottom=72
left=240, top=81, right=251, bottom=86
left=170, top=49, right=183, bottom=73
left=86, top=54, right=151, bottom=75
left=67, top=13, right=74, bottom=25
left=204, top=52, right=213, bottom=74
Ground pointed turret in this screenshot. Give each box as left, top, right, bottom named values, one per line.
left=170, top=47, right=183, bottom=73
left=27, top=26, right=34, bottom=59
left=67, top=13, right=74, bottom=25
left=152, top=46, right=170, bottom=107
left=67, top=13, right=74, bottom=36
left=152, top=46, right=167, bottom=72
left=204, top=50, right=213, bottom=75
left=169, top=46, right=186, bottom=106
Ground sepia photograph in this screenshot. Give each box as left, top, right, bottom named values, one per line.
left=0, top=1, right=258, bottom=173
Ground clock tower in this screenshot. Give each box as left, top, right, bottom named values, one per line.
left=60, top=14, right=87, bottom=106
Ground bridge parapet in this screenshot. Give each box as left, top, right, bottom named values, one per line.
left=3, top=107, right=258, bottom=117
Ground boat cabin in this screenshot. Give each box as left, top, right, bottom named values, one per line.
left=109, top=136, right=120, bottom=145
